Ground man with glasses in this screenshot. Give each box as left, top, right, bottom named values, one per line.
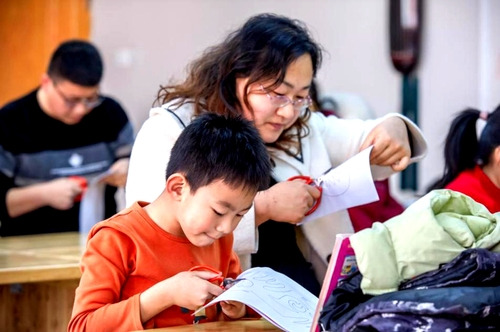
left=0, top=40, right=135, bottom=237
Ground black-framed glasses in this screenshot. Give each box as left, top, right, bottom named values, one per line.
left=259, top=85, right=312, bottom=112
left=53, top=83, right=103, bottom=109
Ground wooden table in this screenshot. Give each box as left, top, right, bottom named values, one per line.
left=0, top=233, right=284, bottom=332
left=0, top=232, right=85, bottom=332
left=139, top=319, right=282, bottom=331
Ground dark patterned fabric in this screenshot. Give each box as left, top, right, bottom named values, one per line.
left=0, top=89, right=134, bottom=236
left=319, top=249, right=500, bottom=331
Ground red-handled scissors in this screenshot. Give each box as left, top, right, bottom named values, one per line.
left=189, top=265, right=224, bottom=285
left=287, top=175, right=323, bottom=216
left=183, top=265, right=246, bottom=322
left=189, top=265, right=244, bottom=290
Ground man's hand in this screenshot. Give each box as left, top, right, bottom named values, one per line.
left=100, top=158, right=129, bottom=187
left=6, top=177, right=84, bottom=218
left=44, top=178, right=84, bottom=210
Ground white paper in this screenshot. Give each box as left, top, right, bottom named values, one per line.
left=79, top=170, right=112, bottom=234
left=195, top=267, right=318, bottom=332
left=299, top=146, right=379, bottom=225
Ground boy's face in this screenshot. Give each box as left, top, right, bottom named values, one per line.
left=178, top=179, right=255, bottom=247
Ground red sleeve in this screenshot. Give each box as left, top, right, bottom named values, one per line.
left=68, top=228, right=144, bottom=332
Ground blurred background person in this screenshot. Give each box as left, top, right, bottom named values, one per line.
left=427, top=105, right=500, bottom=212
left=0, top=40, right=135, bottom=237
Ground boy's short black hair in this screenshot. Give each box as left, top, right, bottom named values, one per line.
left=166, top=113, right=271, bottom=193
left=47, top=40, right=103, bottom=86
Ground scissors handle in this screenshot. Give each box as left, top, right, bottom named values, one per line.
left=189, top=265, right=224, bottom=285
left=287, top=175, right=314, bottom=185
left=287, top=175, right=323, bottom=216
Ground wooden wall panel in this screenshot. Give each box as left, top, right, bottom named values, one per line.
left=0, top=0, right=90, bottom=107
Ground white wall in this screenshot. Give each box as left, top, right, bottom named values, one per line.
left=91, top=0, right=500, bottom=199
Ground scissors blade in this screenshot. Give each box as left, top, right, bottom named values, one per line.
left=222, top=278, right=245, bottom=289
left=315, top=166, right=334, bottom=186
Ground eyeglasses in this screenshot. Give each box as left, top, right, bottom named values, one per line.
left=259, top=85, right=312, bottom=112
left=53, top=83, right=103, bottom=109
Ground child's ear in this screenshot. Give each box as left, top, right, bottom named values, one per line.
left=165, top=173, right=188, bottom=200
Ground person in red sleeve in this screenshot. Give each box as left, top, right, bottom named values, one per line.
left=427, top=105, right=500, bottom=213
left=68, top=114, right=271, bottom=331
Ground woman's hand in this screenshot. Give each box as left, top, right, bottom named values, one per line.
left=360, top=117, right=411, bottom=172
left=254, top=180, right=321, bottom=225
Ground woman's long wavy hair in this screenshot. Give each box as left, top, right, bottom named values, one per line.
left=155, top=13, right=323, bottom=156
left=427, top=104, right=500, bottom=191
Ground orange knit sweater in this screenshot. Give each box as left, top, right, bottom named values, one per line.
left=68, top=201, right=242, bottom=331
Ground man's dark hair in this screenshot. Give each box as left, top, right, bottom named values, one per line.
left=47, top=40, right=103, bottom=86
left=166, top=113, right=271, bottom=194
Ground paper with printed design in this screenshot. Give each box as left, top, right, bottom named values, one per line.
left=299, top=146, right=379, bottom=225
left=195, top=267, right=318, bottom=332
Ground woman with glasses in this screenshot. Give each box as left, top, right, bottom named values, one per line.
left=126, top=13, right=427, bottom=294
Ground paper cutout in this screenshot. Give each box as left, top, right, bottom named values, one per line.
left=79, top=170, right=113, bottom=234
left=300, top=146, right=379, bottom=225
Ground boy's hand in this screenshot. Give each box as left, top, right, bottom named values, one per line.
left=140, top=269, right=224, bottom=323
left=220, top=300, right=246, bottom=319
left=170, top=270, right=224, bottom=310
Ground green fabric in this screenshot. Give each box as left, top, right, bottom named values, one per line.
left=400, top=74, right=419, bottom=190
left=350, top=189, right=500, bottom=295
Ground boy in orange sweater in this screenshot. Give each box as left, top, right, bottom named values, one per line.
left=68, top=113, right=271, bottom=331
